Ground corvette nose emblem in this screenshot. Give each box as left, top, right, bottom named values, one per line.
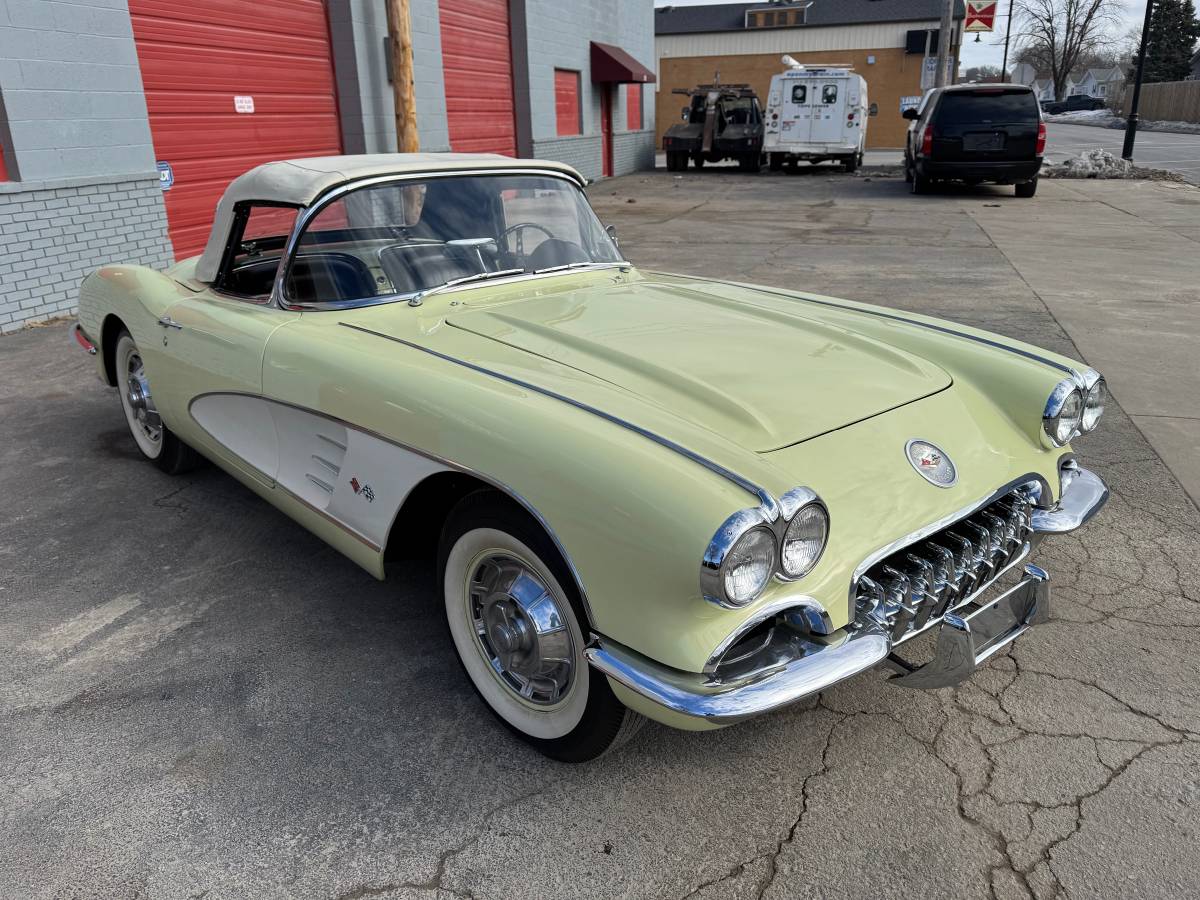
left=906, top=439, right=957, bottom=487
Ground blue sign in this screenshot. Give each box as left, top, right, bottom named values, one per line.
left=157, top=161, right=174, bottom=191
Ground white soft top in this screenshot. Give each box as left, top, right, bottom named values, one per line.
left=194, top=153, right=586, bottom=283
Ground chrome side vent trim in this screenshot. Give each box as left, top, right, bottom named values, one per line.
left=306, top=473, right=335, bottom=494
left=311, top=454, right=341, bottom=477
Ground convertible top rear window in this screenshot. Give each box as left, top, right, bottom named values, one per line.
left=284, top=174, right=621, bottom=309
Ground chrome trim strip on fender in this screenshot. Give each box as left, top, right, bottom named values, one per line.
left=1030, top=466, right=1109, bottom=533
left=338, top=322, right=776, bottom=509
left=186, top=391, right=600, bottom=627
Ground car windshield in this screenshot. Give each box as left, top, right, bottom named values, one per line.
left=281, top=173, right=622, bottom=308
left=935, top=91, right=1039, bottom=126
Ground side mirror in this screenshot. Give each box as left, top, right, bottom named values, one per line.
left=902, top=107, right=919, bottom=120
left=681, top=106, right=690, bottom=121
left=605, top=224, right=619, bottom=247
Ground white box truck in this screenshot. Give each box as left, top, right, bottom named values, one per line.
left=764, top=58, right=868, bottom=172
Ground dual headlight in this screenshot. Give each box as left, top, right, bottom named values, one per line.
left=1043, top=370, right=1105, bottom=447
left=701, top=487, right=829, bottom=609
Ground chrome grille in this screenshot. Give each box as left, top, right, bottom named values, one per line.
left=855, top=488, right=1035, bottom=644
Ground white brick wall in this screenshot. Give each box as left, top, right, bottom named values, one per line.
left=0, top=175, right=173, bottom=332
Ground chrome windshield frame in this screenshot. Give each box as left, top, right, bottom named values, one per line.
left=268, top=167, right=623, bottom=312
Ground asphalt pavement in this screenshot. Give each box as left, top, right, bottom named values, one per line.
left=1044, top=121, right=1200, bottom=184
left=3, top=169, right=1200, bottom=899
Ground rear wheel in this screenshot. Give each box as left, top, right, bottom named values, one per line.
left=439, top=492, right=644, bottom=762
left=910, top=171, right=932, bottom=195
left=665, top=151, right=682, bottom=172
left=1015, top=177, right=1038, bottom=198
left=692, top=155, right=705, bottom=169
left=739, top=153, right=761, bottom=173
left=115, top=330, right=200, bottom=475
left=768, top=153, right=783, bottom=172
left=843, top=153, right=860, bottom=173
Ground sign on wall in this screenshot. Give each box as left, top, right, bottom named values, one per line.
left=965, top=1, right=998, bottom=32
left=234, top=95, right=255, bottom=114
left=156, top=161, right=174, bottom=191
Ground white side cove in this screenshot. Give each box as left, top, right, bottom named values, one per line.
left=190, top=394, right=448, bottom=550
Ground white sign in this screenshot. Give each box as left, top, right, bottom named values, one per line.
left=920, top=57, right=954, bottom=91
left=234, top=95, right=255, bottom=114
left=900, top=95, right=922, bottom=113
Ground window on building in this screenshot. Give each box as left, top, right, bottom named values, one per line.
left=763, top=11, right=775, bottom=26
left=626, top=84, right=642, bottom=130
left=555, top=69, right=581, bottom=136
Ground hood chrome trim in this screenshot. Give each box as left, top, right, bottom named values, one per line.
left=339, top=322, right=777, bottom=511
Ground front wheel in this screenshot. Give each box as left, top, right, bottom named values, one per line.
left=115, top=330, right=199, bottom=475
left=439, top=493, right=644, bottom=762
left=1015, top=177, right=1038, bottom=198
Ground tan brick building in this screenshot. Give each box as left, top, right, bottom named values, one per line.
left=655, top=0, right=965, bottom=150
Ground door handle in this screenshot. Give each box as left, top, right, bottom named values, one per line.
left=157, top=315, right=183, bottom=330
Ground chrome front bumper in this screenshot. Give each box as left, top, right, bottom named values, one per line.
left=587, top=466, right=1107, bottom=725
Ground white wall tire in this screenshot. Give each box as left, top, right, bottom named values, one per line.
left=439, top=493, right=643, bottom=761
left=116, top=332, right=164, bottom=460
left=444, top=527, right=589, bottom=739
left=112, top=328, right=201, bottom=475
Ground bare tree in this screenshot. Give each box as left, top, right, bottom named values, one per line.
left=1013, top=0, right=1124, bottom=99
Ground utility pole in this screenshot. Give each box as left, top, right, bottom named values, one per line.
left=935, top=0, right=955, bottom=88
left=385, top=0, right=420, bottom=152
left=1122, top=0, right=1155, bottom=160
left=1000, top=0, right=1015, bottom=82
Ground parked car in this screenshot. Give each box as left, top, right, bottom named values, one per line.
left=763, top=59, right=868, bottom=172
left=904, top=84, right=1045, bottom=197
left=1044, top=93, right=1106, bottom=115
left=663, top=84, right=764, bottom=172
left=74, top=153, right=1108, bottom=762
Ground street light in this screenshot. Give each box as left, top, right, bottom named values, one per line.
left=1122, top=1, right=1156, bottom=161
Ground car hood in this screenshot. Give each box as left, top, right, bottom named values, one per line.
left=427, top=278, right=952, bottom=452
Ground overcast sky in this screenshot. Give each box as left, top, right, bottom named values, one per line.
left=652, top=1, right=1148, bottom=72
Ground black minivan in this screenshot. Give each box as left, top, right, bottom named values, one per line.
left=903, top=84, right=1045, bottom=197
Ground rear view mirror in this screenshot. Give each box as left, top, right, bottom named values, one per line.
left=681, top=106, right=689, bottom=121
left=902, top=107, right=919, bottom=120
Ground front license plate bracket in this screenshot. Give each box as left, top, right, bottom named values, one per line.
left=885, top=564, right=1050, bottom=690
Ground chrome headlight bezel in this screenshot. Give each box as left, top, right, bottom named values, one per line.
left=1081, top=376, right=1105, bottom=433
left=701, top=486, right=830, bottom=609
left=1042, top=379, right=1084, bottom=447
left=1042, top=369, right=1104, bottom=447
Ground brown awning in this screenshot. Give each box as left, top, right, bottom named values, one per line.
left=590, top=42, right=656, bottom=84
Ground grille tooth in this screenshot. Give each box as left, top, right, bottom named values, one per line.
left=856, top=489, right=1033, bottom=645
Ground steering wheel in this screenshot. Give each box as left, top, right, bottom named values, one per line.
left=502, top=222, right=556, bottom=259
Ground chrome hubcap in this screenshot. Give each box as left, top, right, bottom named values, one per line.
left=468, top=553, right=575, bottom=706
left=125, top=352, right=161, bottom=441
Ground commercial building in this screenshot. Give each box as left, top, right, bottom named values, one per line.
left=655, top=0, right=965, bottom=150
left=0, top=0, right=655, bottom=331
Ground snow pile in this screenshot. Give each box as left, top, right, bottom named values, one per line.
left=1045, top=109, right=1119, bottom=125
left=1045, top=110, right=1200, bottom=134
left=1046, top=148, right=1134, bottom=178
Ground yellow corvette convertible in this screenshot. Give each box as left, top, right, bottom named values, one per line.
left=73, top=153, right=1108, bottom=761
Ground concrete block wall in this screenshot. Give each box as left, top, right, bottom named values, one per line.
left=0, top=176, right=172, bottom=333
left=522, top=0, right=656, bottom=177
left=0, top=0, right=172, bottom=331
left=330, top=0, right=451, bottom=155
left=0, top=0, right=158, bottom=182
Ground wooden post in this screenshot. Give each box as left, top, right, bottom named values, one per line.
left=385, top=0, right=420, bottom=152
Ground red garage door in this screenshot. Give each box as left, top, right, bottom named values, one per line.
left=129, top=0, right=342, bottom=260
left=439, top=0, right=516, bottom=156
